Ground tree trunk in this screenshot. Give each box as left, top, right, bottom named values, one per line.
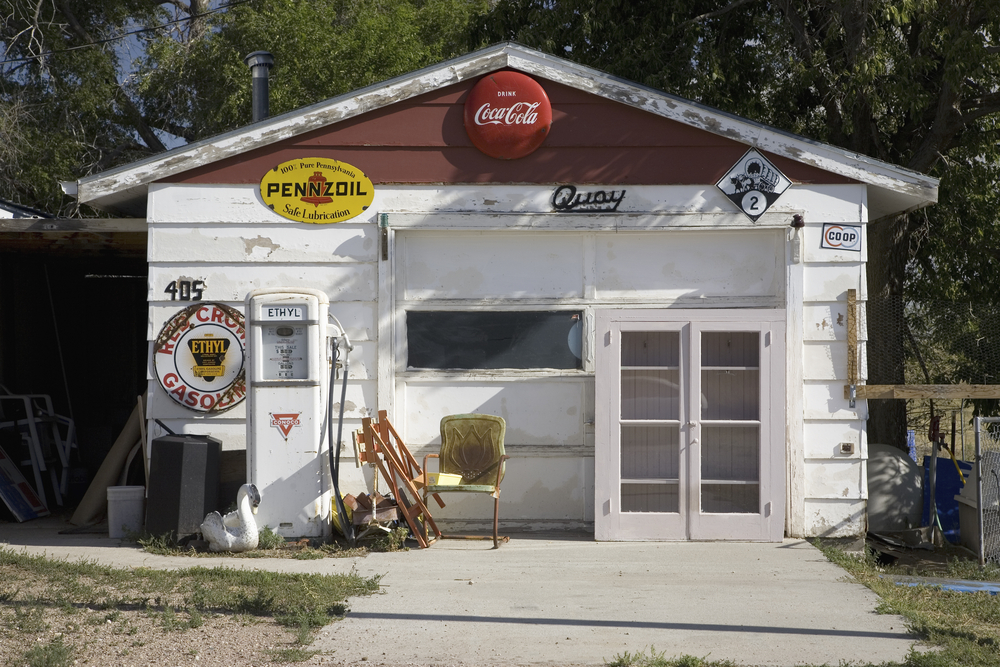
left=865, top=214, right=910, bottom=450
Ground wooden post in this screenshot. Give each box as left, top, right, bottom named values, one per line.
left=847, top=289, right=858, bottom=385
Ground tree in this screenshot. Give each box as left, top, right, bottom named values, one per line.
left=0, top=0, right=170, bottom=213
left=0, top=0, right=487, bottom=213
left=476, top=0, right=1000, bottom=447
left=137, top=0, right=488, bottom=143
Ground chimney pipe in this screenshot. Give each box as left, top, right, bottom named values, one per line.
left=244, top=51, right=274, bottom=123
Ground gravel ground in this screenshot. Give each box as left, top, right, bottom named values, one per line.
left=0, top=604, right=329, bottom=667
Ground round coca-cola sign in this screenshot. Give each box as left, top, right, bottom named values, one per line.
left=464, top=71, right=552, bottom=159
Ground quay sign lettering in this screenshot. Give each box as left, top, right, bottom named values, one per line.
left=464, top=71, right=553, bottom=160
left=260, top=158, right=375, bottom=224
left=154, top=303, right=246, bottom=413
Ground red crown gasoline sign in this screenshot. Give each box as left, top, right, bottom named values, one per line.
left=464, top=71, right=552, bottom=160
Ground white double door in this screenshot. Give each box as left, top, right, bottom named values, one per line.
left=595, top=309, right=785, bottom=541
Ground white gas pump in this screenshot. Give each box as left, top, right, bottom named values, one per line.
left=245, top=288, right=332, bottom=539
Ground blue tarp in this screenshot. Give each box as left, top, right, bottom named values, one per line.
left=922, top=456, right=973, bottom=543
left=882, top=575, right=1000, bottom=595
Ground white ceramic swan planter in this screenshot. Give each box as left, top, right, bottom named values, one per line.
left=200, top=483, right=261, bottom=552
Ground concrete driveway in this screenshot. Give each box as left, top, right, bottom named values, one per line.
left=0, top=519, right=915, bottom=666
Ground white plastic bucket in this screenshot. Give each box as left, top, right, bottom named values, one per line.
left=107, top=486, right=145, bottom=538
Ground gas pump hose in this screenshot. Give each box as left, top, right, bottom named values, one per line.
left=326, top=316, right=356, bottom=546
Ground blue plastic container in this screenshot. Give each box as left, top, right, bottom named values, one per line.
left=922, top=456, right=973, bottom=543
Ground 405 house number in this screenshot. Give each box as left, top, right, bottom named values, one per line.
left=164, top=279, right=205, bottom=301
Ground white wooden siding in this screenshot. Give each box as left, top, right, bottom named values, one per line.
left=803, top=303, right=850, bottom=341
left=803, top=341, right=848, bottom=381
left=149, top=224, right=376, bottom=263
left=804, top=498, right=867, bottom=537
left=595, top=232, right=783, bottom=300
left=398, top=378, right=587, bottom=448
left=145, top=180, right=872, bottom=537
left=803, top=420, right=864, bottom=460
left=146, top=185, right=380, bottom=466
left=148, top=264, right=376, bottom=303
left=398, top=232, right=586, bottom=300
left=147, top=301, right=376, bottom=342
left=149, top=183, right=864, bottom=223
left=796, top=193, right=869, bottom=536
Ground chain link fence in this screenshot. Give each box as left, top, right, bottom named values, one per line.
left=864, top=296, right=1000, bottom=461
left=974, top=417, right=1000, bottom=565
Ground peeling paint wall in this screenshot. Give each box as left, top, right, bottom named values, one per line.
left=797, top=191, right=869, bottom=538
left=146, top=180, right=871, bottom=537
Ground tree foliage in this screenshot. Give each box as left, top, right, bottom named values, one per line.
left=0, top=0, right=486, bottom=214
left=476, top=0, right=1000, bottom=439
left=0, top=0, right=169, bottom=214
left=138, top=0, right=487, bottom=142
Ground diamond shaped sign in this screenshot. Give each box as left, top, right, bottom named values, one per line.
left=716, top=149, right=791, bottom=222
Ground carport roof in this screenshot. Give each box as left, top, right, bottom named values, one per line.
left=72, top=42, right=938, bottom=220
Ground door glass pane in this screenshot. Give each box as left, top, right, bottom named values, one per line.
left=701, top=427, right=759, bottom=481
left=701, top=484, right=759, bottom=513
left=621, top=484, right=679, bottom=513
left=620, top=331, right=680, bottom=513
left=701, top=332, right=759, bottom=420
left=622, top=426, right=679, bottom=479
left=622, top=331, right=679, bottom=366
left=621, top=370, right=679, bottom=420
left=621, top=331, right=680, bottom=420
left=701, top=426, right=760, bottom=514
left=701, top=332, right=761, bottom=514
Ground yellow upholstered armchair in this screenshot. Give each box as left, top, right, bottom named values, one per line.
left=423, top=414, right=509, bottom=548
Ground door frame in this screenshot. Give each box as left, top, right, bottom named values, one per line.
left=595, top=308, right=786, bottom=541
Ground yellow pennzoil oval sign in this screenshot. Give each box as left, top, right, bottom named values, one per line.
left=260, top=158, right=375, bottom=224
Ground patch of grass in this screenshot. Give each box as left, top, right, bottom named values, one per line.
left=268, top=647, right=320, bottom=663
left=607, top=647, right=734, bottom=667
left=367, top=526, right=410, bottom=552
left=257, top=525, right=286, bottom=550
left=292, top=548, right=325, bottom=560
left=816, top=540, right=1000, bottom=667
left=14, top=605, right=48, bottom=633
left=0, top=546, right=381, bottom=662
left=134, top=530, right=179, bottom=553
left=19, top=635, right=74, bottom=667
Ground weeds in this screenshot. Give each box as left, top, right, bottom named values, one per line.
left=257, top=525, right=285, bottom=550
left=608, top=647, right=734, bottom=667
left=20, top=635, right=74, bottom=667
left=268, top=646, right=320, bottom=663
left=816, top=540, right=1000, bottom=667
left=367, top=526, right=410, bottom=552
left=0, top=547, right=382, bottom=666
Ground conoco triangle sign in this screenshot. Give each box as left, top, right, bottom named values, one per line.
left=270, top=413, right=301, bottom=438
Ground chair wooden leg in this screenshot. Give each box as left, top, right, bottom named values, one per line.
left=492, top=494, right=500, bottom=549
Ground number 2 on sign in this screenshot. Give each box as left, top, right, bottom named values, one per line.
left=165, top=280, right=205, bottom=301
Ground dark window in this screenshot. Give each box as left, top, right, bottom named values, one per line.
left=406, top=311, right=583, bottom=370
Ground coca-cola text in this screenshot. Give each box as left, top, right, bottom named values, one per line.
left=474, top=102, right=541, bottom=126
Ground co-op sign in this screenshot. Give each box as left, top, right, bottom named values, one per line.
left=821, top=224, right=862, bottom=251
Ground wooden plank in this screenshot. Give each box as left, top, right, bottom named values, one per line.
left=847, top=289, right=858, bottom=384
left=0, top=218, right=145, bottom=232
left=844, top=384, right=1000, bottom=399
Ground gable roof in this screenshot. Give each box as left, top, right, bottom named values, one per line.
left=72, top=42, right=938, bottom=219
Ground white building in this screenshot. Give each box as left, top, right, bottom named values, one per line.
left=66, top=43, right=938, bottom=541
